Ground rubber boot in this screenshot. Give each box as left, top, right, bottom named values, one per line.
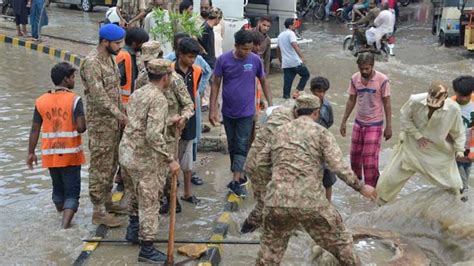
left=92, top=205, right=123, bottom=227
left=125, top=215, right=139, bottom=243
left=138, top=241, right=167, bottom=263
left=240, top=218, right=258, bottom=234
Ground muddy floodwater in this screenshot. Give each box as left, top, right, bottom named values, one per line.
left=1, top=0, right=474, bottom=264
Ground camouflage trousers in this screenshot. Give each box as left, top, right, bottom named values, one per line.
left=245, top=171, right=270, bottom=227
left=256, top=206, right=360, bottom=266
left=88, top=130, right=120, bottom=205
left=123, top=163, right=166, bottom=241
left=163, top=140, right=178, bottom=197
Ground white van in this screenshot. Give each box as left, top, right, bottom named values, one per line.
left=194, top=0, right=312, bottom=53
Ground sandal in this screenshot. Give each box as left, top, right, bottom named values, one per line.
left=181, top=195, right=201, bottom=204
left=191, top=175, right=204, bottom=185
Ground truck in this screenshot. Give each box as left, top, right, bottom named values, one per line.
left=431, top=0, right=474, bottom=48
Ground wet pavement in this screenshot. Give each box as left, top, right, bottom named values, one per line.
left=1, top=0, right=474, bottom=264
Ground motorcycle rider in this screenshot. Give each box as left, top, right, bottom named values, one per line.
left=365, top=3, right=395, bottom=51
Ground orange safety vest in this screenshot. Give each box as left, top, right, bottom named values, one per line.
left=35, top=90, right=85, bottom=168
left=255, top=78, right=263, bottom=113
left=116, top=50, right=132, bottom=104
left=171, top=62, right=202, bottom=109
left=451, top=95, right=474, bottom=159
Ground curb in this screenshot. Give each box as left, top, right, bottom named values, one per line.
left=0, top=34, right=84, bottom=66
left=198, top=193, right=243, bottom=265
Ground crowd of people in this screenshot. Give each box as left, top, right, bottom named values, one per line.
left=23, top=0, right=474, bottom=264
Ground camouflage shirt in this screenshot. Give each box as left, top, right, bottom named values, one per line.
left=119, top=83, right=172, bottom=170
left=258, top=115, right=362, bottom=208
left=135, top=69, right=194, bottom=143
left=246, top=106, right=295, bottom=177
left=80, top=48, right=126, bottom=133
left=116, top=0, right=146, bottom=22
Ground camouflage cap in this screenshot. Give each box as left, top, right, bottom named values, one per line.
left=147, top=59, right=172, bottom=75
left=295, top=93, right=321, bottom=109
left=141, top=41, right=162, bottom=62
left=427, top=80, right=448, bottom=108
left=208, top=7, right=222, bottom=19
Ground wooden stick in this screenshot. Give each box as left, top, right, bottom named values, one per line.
left=166, top=126, right=180, bottom=265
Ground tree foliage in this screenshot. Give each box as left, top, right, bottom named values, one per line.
left=149, top=8, right=203, bottom=44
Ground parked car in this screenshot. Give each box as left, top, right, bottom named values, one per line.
left=51, top=0, right=117, bottom=12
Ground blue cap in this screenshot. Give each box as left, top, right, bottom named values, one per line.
left=99, top=24, right=125, bottom=41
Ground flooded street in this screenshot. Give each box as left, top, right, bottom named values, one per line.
left=1, top=0, right=474, bottom=264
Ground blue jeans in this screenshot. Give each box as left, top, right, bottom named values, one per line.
left=457, top=161, right=471, bottom=191
left=30, top=0, right=48, bottom=39
left=48, top=165, right=81, bottom=210
left=283, top=64, right=310, bottom=99
left=223, top=115, right=254, bottom=173
left=325, top=0, right=334, bottom=18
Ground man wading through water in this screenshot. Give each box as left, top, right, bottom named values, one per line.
left=27, top=62, right=86, bottom=229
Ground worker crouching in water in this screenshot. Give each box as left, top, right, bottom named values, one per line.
left=255, top=93, right=376, bottom=265
left=119, top=59, right=180, bottom=263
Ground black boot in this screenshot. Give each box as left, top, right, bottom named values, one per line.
left=240, top=218, right=258, bottom=234
left=138, top=241, right=167, bottom=263
left=125, top=215, right=139, bottom=243
left=159, top=197, right=182, bottom=214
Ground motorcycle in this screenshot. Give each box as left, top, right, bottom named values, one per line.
left=342, top=23, right=390, bottom=61
left=399, top=0, right=410, bottom=7
left=1, top=0, right=14, bottom=16
left=297, top=0, right=326, bottom=21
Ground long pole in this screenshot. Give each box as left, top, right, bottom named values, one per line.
left=82, top=239, right=261, bottom=245
left=166, top=125, right=180, bottom=265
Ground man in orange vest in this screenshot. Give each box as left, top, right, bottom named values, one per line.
left=117, top=27, right=149, bottom=105
left=171, top=37, right=203, bottom=205
left=27, top=62, right=86, bottom=229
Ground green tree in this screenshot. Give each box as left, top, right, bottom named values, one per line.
left=149, top=8, right=203, bottom=45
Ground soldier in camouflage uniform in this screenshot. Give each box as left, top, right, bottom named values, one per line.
left=255, top=94, right=376, bottom=266
left=119, top=59, right=180, bottom=263
left=116, top=0, right=146, bottom=28
left=135, top=41, right=162, bottom=90
left=80, top=24, right=127, bottom=227
left=241, top=105, right=295, bottom=233
left=134, top=40, right=195, bottom=214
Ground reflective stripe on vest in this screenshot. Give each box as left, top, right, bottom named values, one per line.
left=116, top=50, right=133, bottom=104
left=42, top=146, right=83, bottom=155
left=171, top=63, right=202, bottom=109
left=42, top=131, right=80, bottom=138
left=35, top=90, right=85, bottom=168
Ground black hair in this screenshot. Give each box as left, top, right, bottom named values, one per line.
left=179, top=0, right=193, bottom=13
left=452, top=75, right=474, bottom=97
left=357, top=52, right=375, bottom=66
left=125, top=27, right=149, bottom=46
left=296, top=108, right=318, bottom=117
left=177, top=37, right=201, bottom=56
left=310, top=76, right=330, bottom=92
left=51, top=62, right=76, bottom=86
left=259, top=16, right=272, bottom=23
left=234, top=29, right=254, bottom=46
left=201, top=0, right=212, bottom=6
left=148, top=72, right=168, bottom=81
left=284, top=18, right=295, bottom=29
left=251, top=31, right=265, bottom=46
left=173, top=32, right=191, bottom=50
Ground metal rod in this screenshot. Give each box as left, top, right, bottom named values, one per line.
left=82, top=239, right=260, bottom=245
